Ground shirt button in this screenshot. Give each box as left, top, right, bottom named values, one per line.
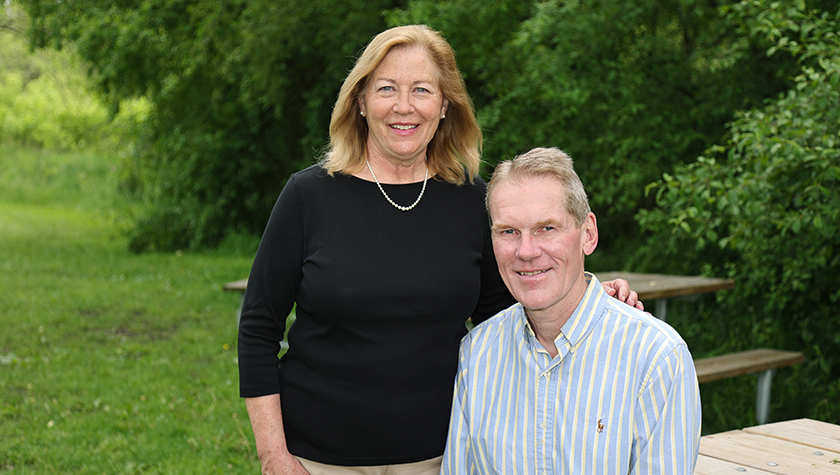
left=541, top=422, right=546, bottom=428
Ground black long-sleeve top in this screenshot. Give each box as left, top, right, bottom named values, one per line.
left=237, top=164, right=514, bottom=466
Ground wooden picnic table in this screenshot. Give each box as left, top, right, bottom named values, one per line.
left=226, top=273, right=734, bottom=323
left=695, top=418, right=840, bottom=474
left=594, top=271, right=735, bottom=321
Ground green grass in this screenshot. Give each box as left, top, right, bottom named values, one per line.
left=1, top=146, right=262, bottom=473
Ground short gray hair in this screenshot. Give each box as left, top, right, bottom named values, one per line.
left=487, top=147, right=590, bottom=226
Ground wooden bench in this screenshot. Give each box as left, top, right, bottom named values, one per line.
left=694, top=348, right=804, bottom=425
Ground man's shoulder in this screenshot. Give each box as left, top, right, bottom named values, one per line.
left=464, top=303, right=522, bottom=346
left=602, top=295, right=690, bottom=352
left=473, top=302, right=522, bottom=329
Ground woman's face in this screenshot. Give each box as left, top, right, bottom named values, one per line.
left=359, top=46, right=449, bottom=165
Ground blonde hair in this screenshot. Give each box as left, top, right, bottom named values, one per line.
left=487, top=147, right=591, bottom=226
left=322, top=25, right=481, bottom=185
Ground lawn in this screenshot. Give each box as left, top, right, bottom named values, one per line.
left=0, top=147, right=262, bottom=473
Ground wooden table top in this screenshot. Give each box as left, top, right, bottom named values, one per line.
left=225, top=273, right=736, bottom=300
left=593, top=272, right=735, bottom=301
left=695, top=418, right=840, bottom=474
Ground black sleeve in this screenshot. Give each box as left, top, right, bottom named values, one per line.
left=237, top=174, right=304, bottom=397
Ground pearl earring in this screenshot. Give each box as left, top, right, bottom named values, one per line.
left=441, top=114, right=446, bottom=119
left=361, top=111, right=366, bottom=117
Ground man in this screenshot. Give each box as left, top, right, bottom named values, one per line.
left=441, top=147, right=701, bottom=474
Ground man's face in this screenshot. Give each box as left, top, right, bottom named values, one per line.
left=490, top=175, right=598, bottom=317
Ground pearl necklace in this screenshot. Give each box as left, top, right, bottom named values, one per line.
left=366, top=159, right=429, bottom=211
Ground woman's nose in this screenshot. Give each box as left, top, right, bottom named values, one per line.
left=393, top=91, right=413, bottom=114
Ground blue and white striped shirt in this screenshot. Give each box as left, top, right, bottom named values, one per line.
left=441, top=274, right=701, bottom=475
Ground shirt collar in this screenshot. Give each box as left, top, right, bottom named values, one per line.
left=516, top=272, right=609, bottom=354
left=560, top=272, right=608, bottom=352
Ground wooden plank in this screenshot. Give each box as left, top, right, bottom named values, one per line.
left=594, top=272, right=735, bottom=301
left=223, top=278, right=248, bottom=293
left=744, top=419, right=840, bottom=454
left=227, top=272, right=735, bottom=300
left=694, top=454, right=778, bottom=474
left=694, top=349, right=805, bottom=384
left=700, top=430, right=840, bottom=474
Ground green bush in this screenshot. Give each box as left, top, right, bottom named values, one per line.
left=0, top=7, right=148, bottom=153
left=639, top=0, right=840, bottom=431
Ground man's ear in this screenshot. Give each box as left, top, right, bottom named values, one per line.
left=583, top=212, right=598, bottom=256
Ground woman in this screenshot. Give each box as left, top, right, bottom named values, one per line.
left=238, top=25, right=640, bottom=475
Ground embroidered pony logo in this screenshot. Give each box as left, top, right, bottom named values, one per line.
left=597, top=419, right=605, bottom=433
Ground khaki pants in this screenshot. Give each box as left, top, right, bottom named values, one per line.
left=295, top=455, right=442, bottom=475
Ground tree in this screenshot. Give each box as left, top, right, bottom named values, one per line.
left=21, top=0, right=404, bottom=250
left=639, top=0, right=840, bottom=424
left=392, top=0, right=809, bottom=263
left=19, top=0, right=831, bottom=255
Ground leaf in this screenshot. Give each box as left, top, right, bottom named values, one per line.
left=706, top=229, right=719, bottom=242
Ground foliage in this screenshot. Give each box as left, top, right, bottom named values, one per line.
left=0, top=4, right=146, bottom=152
left=19, top=0, right=405, bottom=251
left=391, top=0, right=809, bottom=263
left=19, top=0, right=819, bottom=253
left=639, top=0, right=840, bottom=430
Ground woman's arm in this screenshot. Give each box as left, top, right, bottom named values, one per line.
left=245, top=395, right=309, bottom=475
left=241, top=174, right=310, bottom=474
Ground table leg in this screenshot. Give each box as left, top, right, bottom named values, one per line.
left=236, top=295, right=244, bottom=329
left=655, top=298, right=669, bottom=322
left=755, top=368, right=776, bottom=425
